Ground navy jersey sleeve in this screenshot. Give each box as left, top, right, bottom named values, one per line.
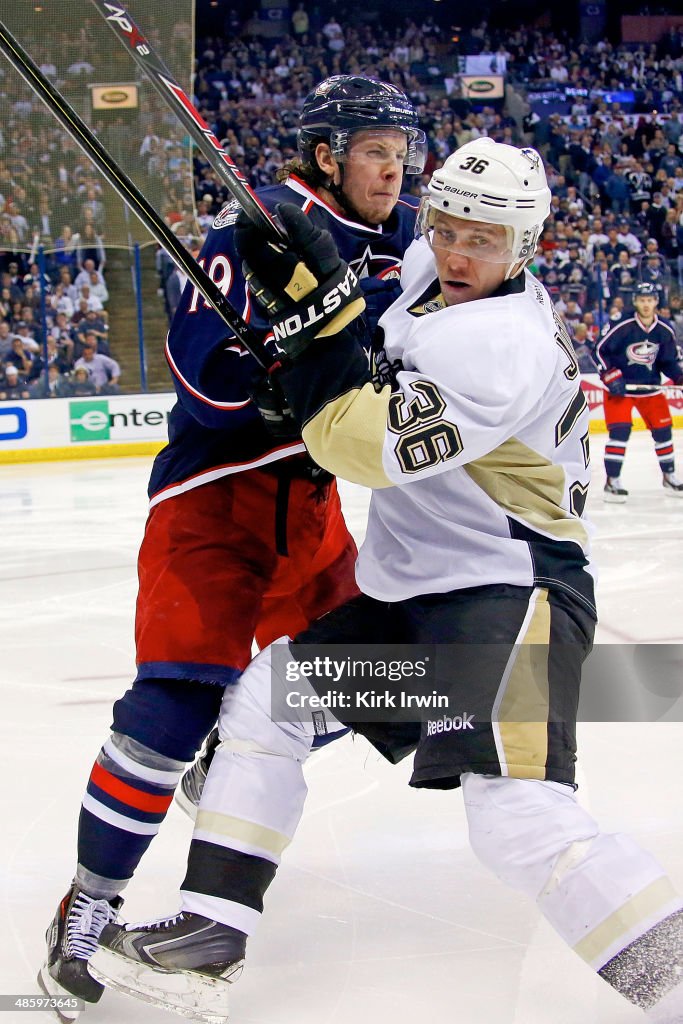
left=654, top=319, right=683, bottom=382
left=165, top=196, right=277, bottom=430
left=166, top=186, right=418, bottom=430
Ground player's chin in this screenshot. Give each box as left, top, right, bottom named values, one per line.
left=364, top=195, right=396, bottom=223
left=442, top=280, right=475, bottom=304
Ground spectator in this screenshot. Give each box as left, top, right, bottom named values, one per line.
left=6, top=334, right=35, bottom=375
left=571, top=322, right=597, bottom=373
left=291, top=2, right=309, bottom=40
left=74, top=327, right=110, bottom=360
left=74, top=258, right=104, bottom=292
left=56, top=266, right=78, bottom=305
left=0, top=362, right=30, bottom=400
left=74, top=343, right=120, bottom=393
left=76, top=224, right=105, bottom=272
left=30, top=363, right=71, bottom=399
left=604, top=166, right=630, bottom=214
left=66, top=365, right=97, bottom=397
left=616, top=219, right=642, bottom=255
left=49, top=283, right=76, bottom=321
left=53, top=225, right=78, bottom=273
left=0, top=320, right=13, bottom=358
left=77, top=284, right=104, bottom=314
left=647, top=192, right=668, bottom=243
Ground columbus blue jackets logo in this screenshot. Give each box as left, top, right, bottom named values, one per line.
left=212, top=199, right=241, bottom=230
left=626, top=340, right=659, bottom=367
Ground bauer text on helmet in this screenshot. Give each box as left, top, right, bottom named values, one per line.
left=419, top=139, right=551, bottom=278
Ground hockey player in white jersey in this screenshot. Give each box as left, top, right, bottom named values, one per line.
left=91, top=140, right=682, bottom=1023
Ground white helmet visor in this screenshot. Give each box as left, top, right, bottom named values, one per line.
left=418, top=199, right=515, bottom=264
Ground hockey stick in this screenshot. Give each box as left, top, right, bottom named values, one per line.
left=0, top=20, right=275, bottom=371
left=90, top=0, right=287, bottom=244
left=624, top=384, right=664, bottom=394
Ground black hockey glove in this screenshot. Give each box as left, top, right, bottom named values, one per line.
left=235, top=203, right=366, bottom=361
left=600, top=368, right=626, bottom=396
left=248, top=372, right=300, bottom=441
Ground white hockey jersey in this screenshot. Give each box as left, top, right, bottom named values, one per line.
left=351, top=238, right=596, bottom=610
left=280, top=236, right=596, bottom=615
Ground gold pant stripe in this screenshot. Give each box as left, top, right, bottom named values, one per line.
left=195, top=810, right=291, bottom=858
left=573, top=876, right=679, bottom=966
left=494, top=588, right=551, bottom=778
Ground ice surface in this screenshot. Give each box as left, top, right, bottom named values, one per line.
left=1, top=430, right=681, bottom=1023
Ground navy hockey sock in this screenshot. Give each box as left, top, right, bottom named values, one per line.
left=76, top=679, right=224, bottom=895
left=604, top=422, right=631, bottom=479
left=652, top=426, right=675, bottom=475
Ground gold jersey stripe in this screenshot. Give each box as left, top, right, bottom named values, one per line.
left=195, top=809, right=292, bottom=858
left=494, top=588, right=551, bottom=779
left=302, top=382, right=394, bottom=489
left=465, top=436, right=590, bottom=548
left=573, top=876, right=680, bottom=967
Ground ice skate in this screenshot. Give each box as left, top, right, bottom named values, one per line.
left=89, top=910, right=245, bottom=1023
left=176, top=727, right=220, bottom=820
left=38, top=884, right=122, bottom=1021
left=663, top=472, right=683, bottom=497
left=603, top=477, right=628, bottom=503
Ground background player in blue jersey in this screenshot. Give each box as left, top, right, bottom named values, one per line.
left=595, top=281, right=683, bottom=502
left=39, top=75, right=425, bottom=1016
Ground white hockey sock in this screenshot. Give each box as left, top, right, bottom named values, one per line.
left=462, top=773, right=682, bottom=1013
left=181, top=638, right=347, bottom=933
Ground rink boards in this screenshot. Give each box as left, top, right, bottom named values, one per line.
left=1, top=376, right=683, bottom=463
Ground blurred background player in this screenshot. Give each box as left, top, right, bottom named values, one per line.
left=39, top=74, right=425, bottom=1017
left=92, top=140, right=683, bottom=1024
left=596, top=281, right=683, bottom=502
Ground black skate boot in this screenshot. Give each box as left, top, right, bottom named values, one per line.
left=176, top=727, right=220, bottom=820
left=663, top=472, right=683, bottom=497
left=89, top=911, right=246, bottom=1023
left=603, top=476, right=628, bottom=503
left=38, top=884, right=122, bottom=1021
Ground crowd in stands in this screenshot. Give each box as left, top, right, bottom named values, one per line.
left=174, top=8, right=683, bottom=370
left=0, top=250, right=120, bottom=400
left=2, top=6, right=683, bottom=397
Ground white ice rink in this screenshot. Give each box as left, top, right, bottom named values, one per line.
left=1, top=430, right=682, bottom=1024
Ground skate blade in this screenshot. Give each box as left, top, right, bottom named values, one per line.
left=603, top=492, right=627, bottom=504
left=37, top=965, right=84, bottom=1023
left=89, top=946, right=242, bottom=1023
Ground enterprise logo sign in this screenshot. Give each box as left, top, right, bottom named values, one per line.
left=0, top=406, right=28, bottom=441
left=69, top=399, right=171, bottom=442
left=70, top=400, right=111, bottom=441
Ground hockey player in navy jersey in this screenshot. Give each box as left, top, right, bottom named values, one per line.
left=39, top=75, right=424, bottom=1015
left=596, top=281, right=683, bottom=501
left=92, top=141, right=682, bottom=1023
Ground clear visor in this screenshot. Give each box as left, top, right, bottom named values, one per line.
left=330, top=128, right=427, bottom=175
left=418, top=199, right=515, bottom=264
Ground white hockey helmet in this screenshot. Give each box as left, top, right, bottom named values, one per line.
left=418, top=138, right=551, bottom=278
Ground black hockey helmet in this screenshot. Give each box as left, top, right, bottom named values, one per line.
left=297, top=75, right=426, bottom=175
left=633, top=282, right=659, bottom=300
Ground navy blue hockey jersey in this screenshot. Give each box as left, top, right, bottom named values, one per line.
left=595, top=312, right=683, bottom=390
left=148, top=174, right=418, bottom=504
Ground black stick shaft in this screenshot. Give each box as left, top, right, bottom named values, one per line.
left=0, top=19, right=274, bottom=370
left=91, top=0, right=286, bottom=243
